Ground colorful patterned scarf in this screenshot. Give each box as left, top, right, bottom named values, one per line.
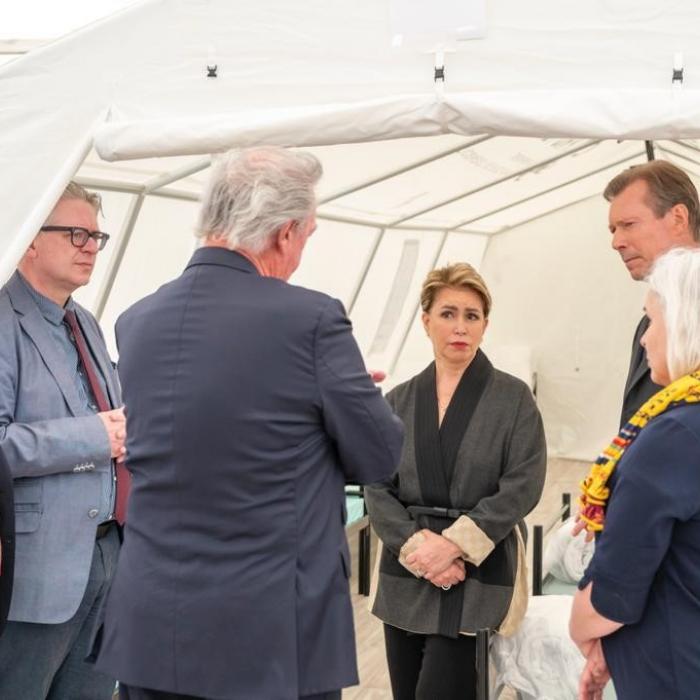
left=579, top=370, right=700, bottom=531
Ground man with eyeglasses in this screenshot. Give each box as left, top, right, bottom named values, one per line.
left=0, top=182, right=125, bottom=699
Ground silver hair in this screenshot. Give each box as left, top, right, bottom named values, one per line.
left=647, top=247, right=700, bottom=380
left=196, top=146, right=322, bottom=252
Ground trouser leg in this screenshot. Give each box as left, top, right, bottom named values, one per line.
left=47, top=526, right=120, bottom=700
left=383, top=622, right=426, bottom=700
left=416, top=632, right=477, bottom=700
left=0, top=528, right=119, bottom=700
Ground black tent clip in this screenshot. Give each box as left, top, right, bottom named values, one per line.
left=207, top=64, right=218, bottom=78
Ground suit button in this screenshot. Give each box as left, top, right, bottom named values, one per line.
left=88, top=509, right=99, bottom=518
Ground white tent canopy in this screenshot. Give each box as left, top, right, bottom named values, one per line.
left=4, top=0, right=700, bottom=459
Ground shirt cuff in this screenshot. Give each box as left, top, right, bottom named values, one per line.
left=442, top=515, right=495, bottom=566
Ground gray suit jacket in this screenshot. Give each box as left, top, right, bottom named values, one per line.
left=0, top=272, right=120, bottom=623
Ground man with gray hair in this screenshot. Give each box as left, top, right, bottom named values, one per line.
left=604, top=159, right=700, bottom=425
left=0, top=182, right=125, bottom=698
left=93, top=146, right=404, bottom=700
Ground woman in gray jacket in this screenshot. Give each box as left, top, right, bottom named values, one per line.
left=365, top=262, right=546, bottom=700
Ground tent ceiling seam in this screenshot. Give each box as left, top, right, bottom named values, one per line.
left=488, top=192, right=604, bottom=239
left=318, top=135, right=492, bottom=204
left=447, top=149, right=646, bottom=231
left=385, top=140, right=601, bottom=228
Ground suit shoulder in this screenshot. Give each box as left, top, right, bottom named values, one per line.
left=385, top=375, right=419, bottom=414
left=280, top=280, right=338, bottom=310
left=266, top=280, right=343, bottom=329
left=490, top=368, right=532, bottom=397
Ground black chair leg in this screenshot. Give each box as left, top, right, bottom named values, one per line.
left=358, top=524, right=371, bottom=596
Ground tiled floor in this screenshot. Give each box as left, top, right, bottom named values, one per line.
left=344, top=457, right=590, bottom=699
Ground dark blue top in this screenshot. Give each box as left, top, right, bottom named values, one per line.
left=580, top=403, right=700, bottom=700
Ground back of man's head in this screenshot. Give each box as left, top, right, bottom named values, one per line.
left=604, top=160, right=700, bottom=242
left=196, top=146, right=322, bottom=253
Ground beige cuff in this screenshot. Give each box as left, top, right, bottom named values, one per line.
left=442, top=515, right=494, bottom=566
left=398, top=531, right=427, bottom=577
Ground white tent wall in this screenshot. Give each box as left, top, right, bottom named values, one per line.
left=479, top=196, right=647, bottom=460
left=8, top=1, right=700, bottom=463
left=83, top=194, right=201, bottom=357
left=7, top=0, right=700, bottom=282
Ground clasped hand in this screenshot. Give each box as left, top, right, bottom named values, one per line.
left=405, top=529, right=466, bottom=588
left=98, top=407, right=127, bottom=462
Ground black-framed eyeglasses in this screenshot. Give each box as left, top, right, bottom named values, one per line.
left=39, top=226, right=111, bottom=251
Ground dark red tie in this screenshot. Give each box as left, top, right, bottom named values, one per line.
left=64, top=309, right=130, bottom=524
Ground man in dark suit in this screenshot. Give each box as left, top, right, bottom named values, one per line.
left=95, top=146, right=404, bottom=700
left=604, top=160, right=700, bottom=424
left=0, top=183, right=125, bottom=698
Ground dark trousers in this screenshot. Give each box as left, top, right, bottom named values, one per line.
left=120, top=684, right=341, bottom=700
left=0, top=526, right=120, bottom=700
left=384, top=623, right=477, bottom=700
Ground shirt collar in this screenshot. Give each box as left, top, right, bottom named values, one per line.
left=16, top=271, right=75, bottom=326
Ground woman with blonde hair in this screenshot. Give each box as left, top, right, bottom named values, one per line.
left=365, top=262, right=546, bottom=699
left=571, top=247, right=700, bottom=700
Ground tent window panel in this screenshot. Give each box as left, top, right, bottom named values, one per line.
left=368, top=239, right=420, bottom=355
left=350, top=229, right=444, bottom=367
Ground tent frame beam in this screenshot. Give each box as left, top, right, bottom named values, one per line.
left=446, top=150, right=646, bottom=231
left=385, top=140, right=601, bottom=228
left=74, top=175, right=484, bottom=234
left=93, top=193, right=145, bottom=321
left=319, top=135, right=493, bottom=204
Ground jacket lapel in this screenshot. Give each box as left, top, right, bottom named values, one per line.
left=7, top=274, right=84, bottom=416
left=624, top=316, right=651, bottom=399
left=439, top=350, right=493, bottom=486
left=414, top=363, right=450, bottom=505
left=413, top=350, right=494, bottom=503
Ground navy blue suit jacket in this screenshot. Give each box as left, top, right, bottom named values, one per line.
left=95, top=248, right=404, bottom=699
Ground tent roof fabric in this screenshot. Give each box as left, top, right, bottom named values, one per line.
left=5, top=0, right=700, bottom=280
left=4, top=0, right=700, bottom=459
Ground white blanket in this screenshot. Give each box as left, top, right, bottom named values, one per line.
left=492, top=595, right=584, bottom=700
left=543, top=517, right=595, bottom=584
